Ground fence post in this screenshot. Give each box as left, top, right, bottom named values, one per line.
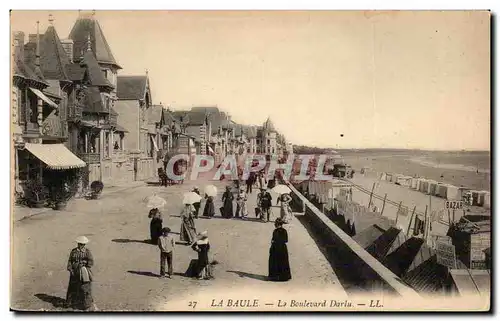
left=406, top=206, right=417, bottom=237
left=368, top=182, right=376, bottom=208
left=395, top=201, right=402, bottom=225
left=380, top=193, right=387, bottom=215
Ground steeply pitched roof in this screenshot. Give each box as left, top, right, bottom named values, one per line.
left=117, top=76, right=148, bottom=100
left=83, top=86, right=107, bottom=113
left=162, top=109, right=177, bottom=127
left=191, top=106, right=220, bottom=114
left=65, top=50, right=113, bottom=89
left=244, top=125, right=258, bottom=138
left=263, top=117, right=277, bottom=132
left=186, top=111, right=207, bottom=126
left=68, top=16, right=121, bottom=69
left=13, top=56, right=48, bottom=86
left=22, top=42, right=48, bottom=85
left=39, top=26, right=71, bottom=81
left=148, top=105, right=164, bottom=124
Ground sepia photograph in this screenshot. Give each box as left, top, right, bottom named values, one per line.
left=9, top=9, right=491, bottom=312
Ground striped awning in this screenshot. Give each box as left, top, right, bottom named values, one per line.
left=24, top=143, right=86, bottom=170
left=29, top=88, right=58, bottom=109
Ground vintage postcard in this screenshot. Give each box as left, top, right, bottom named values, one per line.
left=10, top=10, right=490, bottom=312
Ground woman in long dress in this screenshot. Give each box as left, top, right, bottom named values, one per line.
left=66, top=236, right=95, bottom=310
left=268, top=218, right=291, bottom=282
left=180, top=204, right=197, bottom=244
left=277, top=193, right=293, bottom=223
left=148, top=208, right=163, bottom=244
left=221, top=186, right=234, bottom=218
left=202, top=194, right=215, bottom=218
left=191, top=231, right=212, bottom=280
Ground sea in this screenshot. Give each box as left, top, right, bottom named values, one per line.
left=339, top=149, right=490, bottom=191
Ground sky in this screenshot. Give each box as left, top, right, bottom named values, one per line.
left=10, top=10, right=490, bottom=150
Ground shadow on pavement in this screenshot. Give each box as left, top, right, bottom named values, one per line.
left=112, top=239, right=151, bottom=244
left=34, top=293, right=66, bottom=308
left=227, top=270, right=268, bottom=281
left=127, top=270, right=160, bottom=278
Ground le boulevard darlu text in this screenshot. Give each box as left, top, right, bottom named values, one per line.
left=208, top=299, right=384, bottom=309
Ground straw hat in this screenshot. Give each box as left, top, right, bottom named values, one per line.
left=75, top=236, right=89, bottom=244
left=199, top=231, right=208, bottom=239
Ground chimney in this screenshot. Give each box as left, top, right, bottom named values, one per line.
left=13, top=31, right=25, bottom=61
left=60, top=39, right=74, bottom=63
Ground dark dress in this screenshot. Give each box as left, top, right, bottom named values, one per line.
left=193, top=190, right=201, bottom=218
left=267, top=177, right=276, bottom=189
left=150, top=216, right=163, bottom=244
left=268, top=227, right=291, bottom=281
left=202, top=196, right=215, bottom=217
left=66, top=247, right=94, bottom=310
left=191, top=239, right=211, bottom=278
left=221, top=191, right=234, bottom=218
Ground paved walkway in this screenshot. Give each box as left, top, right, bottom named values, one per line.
left=11, top=175, right=346, bottom=311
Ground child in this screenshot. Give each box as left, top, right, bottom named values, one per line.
left=158, top=227, right=175, bottom=278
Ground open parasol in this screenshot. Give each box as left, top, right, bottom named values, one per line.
left=143, top=194, right=167, bottom=209
left=204, top=185, right=218, bottom=197
left=272, top=184, right=292, bottom=194
left=183, top=191, right=202, bottom=205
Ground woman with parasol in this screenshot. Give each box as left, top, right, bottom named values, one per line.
left=180, top=192, right=200, bottom=244
left=191, top=231, right=212, bottom=280
left=144, top=193, right=167, bottom=244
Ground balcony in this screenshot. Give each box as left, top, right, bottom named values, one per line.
left=23, top=122, right=40, bottom=137
left=41, top=118, right=68, bottom=139
left=78, top=152, right=101, bottom=164
left=67, top=104, right=83, bottom=122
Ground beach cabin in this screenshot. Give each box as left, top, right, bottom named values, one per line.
left=445, top=185, right=460, bottom=200
left=386, top=173, right=393, bottom=182
left=427, top=180, right=438, bottom=195
left=380, top=172, right=387, bottom=181
left=434, top=183, right=448, bottom=198
left=410, top=178, right=419, bottom=190
left=419, top=179, right=429, bottom=193
left=396, top=175, right=411, bottom=187
left=483, top=192, right=490, bottom=209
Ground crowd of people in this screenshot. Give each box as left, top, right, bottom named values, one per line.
left=63, top=174, right=294, bottom=311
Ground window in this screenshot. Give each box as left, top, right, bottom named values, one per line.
left=267, top=139, right=270, bottom=145
left=29, top=92, right=38, bottom=123
left=19, top=88, right=26, bottom=124
left=102, top=69, right=108, bottom=79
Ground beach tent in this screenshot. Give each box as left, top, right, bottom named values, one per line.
left=419, top=179, right=429, bottom=193
left=380, top=172, right=387, bottom=181
left=410, top=178, right=418, bottom=190
left=397, top=176, right=412, bottom=187
left=415, top=178, right=423, bottom=191
left=476, top=191, right=487, bottom=207
left=483, top=192, right=491, bottom=209
left=435, top=184, right=448, bottom=198
left=446, top=185, right=460, bottom=200
left=427, top=180, right=438, bottom=195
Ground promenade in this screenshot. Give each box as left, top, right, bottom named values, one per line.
left=11, top=173, right=346, bottom=311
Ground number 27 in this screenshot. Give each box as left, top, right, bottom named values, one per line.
left=188, top=301, right=197, bottom=309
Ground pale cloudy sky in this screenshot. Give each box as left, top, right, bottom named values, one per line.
left=11, top=10, right=490, bottom=150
